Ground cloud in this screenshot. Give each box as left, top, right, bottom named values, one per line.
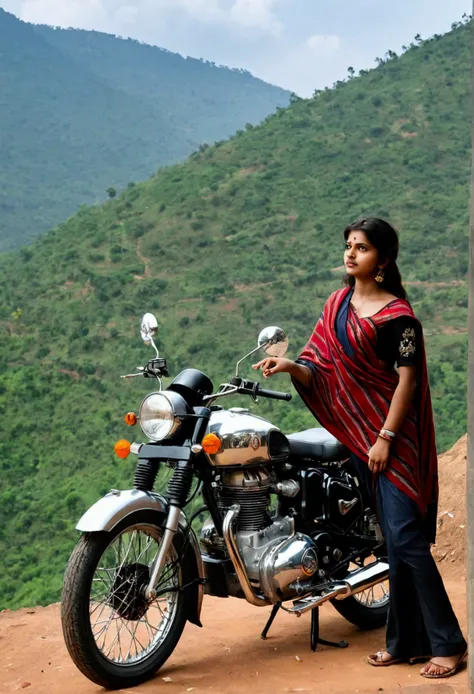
left=230, top=0, right=283, bottom=36
left=256, top=33, right=350, bottom=96
left=17, top=0, right=224, bottom=32
left=114, top=4, right=138, bottom=26
left=17, top=0, right=283, bottom=35
left=20, top=0, right=110, bottom=30
left=1, top=0, right=23, bottom=14
left=178, top=0, right=223, bottom=20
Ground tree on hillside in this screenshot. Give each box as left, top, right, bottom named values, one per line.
left=289, top=92, right=303, bottom=104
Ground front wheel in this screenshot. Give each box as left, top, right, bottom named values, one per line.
left=61, top=511, right=188, bottom=690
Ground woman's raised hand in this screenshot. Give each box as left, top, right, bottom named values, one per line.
left=252, top=357, right=293, bottom=379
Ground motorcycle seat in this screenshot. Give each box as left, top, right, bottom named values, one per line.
left=287, top=428, right=350, bottom=462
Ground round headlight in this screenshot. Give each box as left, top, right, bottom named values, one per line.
left=139, top=392, right=180, bottom=441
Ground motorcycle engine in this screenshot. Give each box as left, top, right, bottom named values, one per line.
left=218, top=468, right=273, bottom=531
left=216, top=468, right=319, bottom=603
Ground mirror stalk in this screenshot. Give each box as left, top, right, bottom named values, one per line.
left=235, top=342, right=269, bottom=378
left=148, top=335, right=160, bottom=359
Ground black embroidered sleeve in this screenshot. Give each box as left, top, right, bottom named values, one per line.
left=376, top=317, right=420, bottom=368
left=398, top=324, right=417, bottom=364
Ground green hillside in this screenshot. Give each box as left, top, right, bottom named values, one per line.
left=0, top=10, right=289, bottom=251
left=0, top=18, right=470, bottom=610
left=35, top=23, right=288, bottom=146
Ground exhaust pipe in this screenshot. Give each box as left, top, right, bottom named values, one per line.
left=223, top=505, right=268, bottom=607
left=335, top=559, right=389, bottom=600
left=289, top=559, right=389, bottom=615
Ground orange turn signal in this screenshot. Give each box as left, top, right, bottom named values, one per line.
left=202, top=433, right=221, bottom=455
left=114, top=439, right=131, bottom=459
left=124, top=412, right=137, bottom=426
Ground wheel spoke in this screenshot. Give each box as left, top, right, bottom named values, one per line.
left=124, top=619, right=141, bottom=661
left=135, top=535, right=156, bottom=565
left=144, top=611, right=159, bottom=634
left=90, top=596, right=109, bottom=621
left=104, top=617, right=128, bottom=660
left=92, top=614, right=115, bottom=642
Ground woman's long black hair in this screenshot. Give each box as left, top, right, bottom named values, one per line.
left=343, top=217, right=408, bottom=301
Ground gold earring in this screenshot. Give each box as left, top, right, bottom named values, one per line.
left=375, top=269, right=385, bottom=283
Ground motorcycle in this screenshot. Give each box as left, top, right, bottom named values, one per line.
left=61, top=314, right=389, bottom=690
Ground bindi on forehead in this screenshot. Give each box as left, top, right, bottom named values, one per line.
left=347, top=232, right=371, bottom=248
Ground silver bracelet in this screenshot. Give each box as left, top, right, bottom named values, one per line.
left=380, top=428, right=396, bottom=439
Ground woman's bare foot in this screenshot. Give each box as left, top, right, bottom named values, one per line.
left=420, top=651, right=467, bottom=678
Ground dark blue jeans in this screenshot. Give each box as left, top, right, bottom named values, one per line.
left=351, top=454, right=466, bottom=658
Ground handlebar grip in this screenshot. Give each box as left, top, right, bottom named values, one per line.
left=256, top=386, right=292, bottom=402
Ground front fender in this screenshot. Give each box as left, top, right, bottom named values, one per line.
left=76, top=489, right=204, bottom=627
left=77, top=489, right=167, bottom=533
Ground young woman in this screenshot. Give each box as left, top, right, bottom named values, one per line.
left=253, top=217, right=467, bottom=679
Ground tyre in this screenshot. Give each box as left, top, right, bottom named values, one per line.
left=61, top=511, right=189, bottom=690
left=331, top=565, right=390, bottom=630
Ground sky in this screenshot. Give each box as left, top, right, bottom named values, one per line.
left=1, top=0, right=471, bottom=96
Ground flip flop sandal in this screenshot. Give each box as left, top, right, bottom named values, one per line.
left=367, top=651, right=404, bottom=667
left=421, top=649, right=468, bottom=679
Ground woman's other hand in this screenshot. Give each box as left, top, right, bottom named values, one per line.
left=368, top=438, right=391, bottom=474
left=252, top=357, right=293, bottom=379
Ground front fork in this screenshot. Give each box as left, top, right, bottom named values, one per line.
left=143, top=408, right=210, bottom=601
left=145, top=504, right=182, bottom=600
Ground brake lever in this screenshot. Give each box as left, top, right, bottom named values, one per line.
left=120, top=366, right=145, bottom=379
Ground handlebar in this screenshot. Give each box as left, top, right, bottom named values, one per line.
left=255, top=385, right=292, bottom=402
left=229, top=377, right=292, bottom=402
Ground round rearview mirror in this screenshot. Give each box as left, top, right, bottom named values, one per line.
left=257, top=326, right=289, bottom=357
left=140, top=313, right=159, bottom=345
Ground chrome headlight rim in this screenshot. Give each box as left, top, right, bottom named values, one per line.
left=138, top=391, right=181, bottom=442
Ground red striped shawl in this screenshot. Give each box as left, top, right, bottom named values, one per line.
left=293, top=287, right=438, bottom=530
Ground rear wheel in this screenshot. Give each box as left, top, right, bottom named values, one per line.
left=61, top=511, right=188, bottom=689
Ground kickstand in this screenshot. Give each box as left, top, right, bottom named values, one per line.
left=311, top=607, right=349, bottom=652
left=260, top=603, right=281, bottom=640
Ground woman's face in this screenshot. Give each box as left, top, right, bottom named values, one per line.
left=344, top=230, right=381, bottom=279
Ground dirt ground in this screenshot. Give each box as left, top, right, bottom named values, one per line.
left=0, top=437, right=469, bottom=694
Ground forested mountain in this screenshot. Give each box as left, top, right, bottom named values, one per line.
left=0, top=10, right=289, bottom=251
left=0, top=17, right=470, bottom=610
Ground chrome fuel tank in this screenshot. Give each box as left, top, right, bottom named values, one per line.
left=205, top=408, right=289, bottom=468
